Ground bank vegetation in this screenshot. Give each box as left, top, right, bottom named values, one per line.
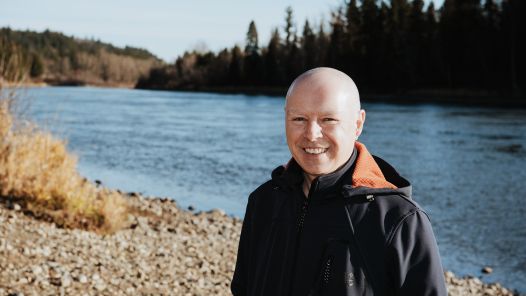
left=0, top=28, right=162, bottom=87
left=0, top=88, right=129, bottom=233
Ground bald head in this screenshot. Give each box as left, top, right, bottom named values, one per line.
left=284, top=67, right=366, bottom=181
left=285, top=67, right=361, bottom=113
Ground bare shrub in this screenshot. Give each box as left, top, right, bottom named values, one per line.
left=0, top=89, right=129, bottom=233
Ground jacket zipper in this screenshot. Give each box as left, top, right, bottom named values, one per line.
left=297, top=197, right=309, bottom=229
left=323, top=257, right=332, bottom=285
left=288, top=180, right=316, bottom=295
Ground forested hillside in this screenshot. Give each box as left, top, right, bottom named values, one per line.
left=137, top=0, right=525, bottom=101
left=0, top=28, right=162, bottom=87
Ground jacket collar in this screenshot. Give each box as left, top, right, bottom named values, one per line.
left=272, top=147, right=355, bottom=194
left=272, top=141, right=412, bottom=199
left=349, top=142, right=397, bottom=189
left=314, top=147, right=356, bottom=193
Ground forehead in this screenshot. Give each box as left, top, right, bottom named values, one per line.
left=285, top=82, right=353, bottom=115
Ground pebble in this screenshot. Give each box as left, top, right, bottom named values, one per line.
left=32, top=265, right=43, bottom=276
left=41, top=246, right=51, bottom=257
left=94, top=283, right=106, bottom=291
left=483, top=266, right=494, bottom=274
left=78, top=275, right=88, bottom=284
left=62, top=274, right=72, bottom=287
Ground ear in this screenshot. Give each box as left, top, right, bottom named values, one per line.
left=355, top=109, right=366, bottom=139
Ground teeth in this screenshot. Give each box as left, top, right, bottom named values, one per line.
left=304, top=148, right=328, bottom=154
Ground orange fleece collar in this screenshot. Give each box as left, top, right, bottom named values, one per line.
left=352, top=142, right=397, bottom=189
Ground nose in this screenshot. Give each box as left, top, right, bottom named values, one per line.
left=304, top=120, right=323, bottom=141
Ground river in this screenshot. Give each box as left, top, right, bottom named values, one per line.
left=20, top=86, right=526, bottom=293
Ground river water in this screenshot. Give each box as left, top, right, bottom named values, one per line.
left=19, top=86, right=526, bottom=292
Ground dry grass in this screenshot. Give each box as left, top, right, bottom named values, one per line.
left=0, top=88, right=129, bottom=233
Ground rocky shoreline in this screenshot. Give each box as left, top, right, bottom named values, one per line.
left=0, top=194, right=519, bottom=296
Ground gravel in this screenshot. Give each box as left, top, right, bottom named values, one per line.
left=0, top=195, right=519, bottom=295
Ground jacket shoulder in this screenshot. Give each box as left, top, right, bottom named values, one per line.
left=376, top=194, right=431, bottom=232
left=249, top=179, right=276, bottom=201
left=246, top=178, right=288, bottom=220
left=249, top=163, right=289, bottom=203
left=382, top=194, right=425, bottom=215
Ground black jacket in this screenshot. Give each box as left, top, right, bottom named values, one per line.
left=231, top=143, right=447, bottom=296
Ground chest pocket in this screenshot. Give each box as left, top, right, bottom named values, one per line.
left=308, top=238, right=374, bottom=296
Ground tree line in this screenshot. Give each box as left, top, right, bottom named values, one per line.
left=0, top=28, right=161, bottom=86
left=137, top=0, right=525, bottom=100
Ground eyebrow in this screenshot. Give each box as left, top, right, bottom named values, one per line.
left=286, top=109, right=342, bottom=117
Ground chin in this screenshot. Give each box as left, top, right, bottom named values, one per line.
left=301, top=164, right=330, bottom=176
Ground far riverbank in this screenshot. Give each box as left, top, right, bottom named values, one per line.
left=135, top=85, right=525, bottom=107
left=1, top=79, right=135, bottom=89
left=4, top=80, right=523, bottom=107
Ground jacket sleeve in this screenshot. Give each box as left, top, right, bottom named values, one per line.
left=231, top=194, right=254, bottom=296
left=386, top=210, right=448, bottom=296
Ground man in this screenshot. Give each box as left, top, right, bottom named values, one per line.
left=231, top=67, right=447, bottom=295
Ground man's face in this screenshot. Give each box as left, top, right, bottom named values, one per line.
left=285, top=79, right=365, bottom=180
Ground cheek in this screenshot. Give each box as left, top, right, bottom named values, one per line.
left=326, top=128, right=353, bottom=149
left=285, top=130, right=299, bottom=154
left=286, top=125, right=303, bottom=141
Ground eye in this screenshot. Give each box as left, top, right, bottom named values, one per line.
left=292, top=117, right=306, bottom=121
left=323, top=117, right=338, bottom=122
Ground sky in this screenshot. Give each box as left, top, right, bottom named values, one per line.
left=1, top=0, right=444, bottom=62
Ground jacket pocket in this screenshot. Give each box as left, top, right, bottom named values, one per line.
left=309, top=238, right=374, bottom=296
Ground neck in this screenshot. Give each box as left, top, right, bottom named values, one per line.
left=300, top=149, right=358, bottom=198
left=302, top=173, right=316, bottom=197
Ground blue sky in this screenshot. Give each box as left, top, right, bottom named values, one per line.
left=0, top=0, right=444, bottom=62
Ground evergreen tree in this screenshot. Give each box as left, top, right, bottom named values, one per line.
left=407, top=0, right=426, bottom=87
left=264, top=29, right=285, bottom=86
left=286, top=34, right=303, bottom=83
left=481, top=0, right=503, bottom=88
left=360, top=0, right=383, bottom=88
left=344, top=0, right=362, bottom=78
left=228, top=46, right=243, bottom=85
left=316, top=23, right=330, bottom=67
left=208, top=48, right=231, bottom=86
left=281, top=7, right=302, bottom=82
left=422, top=2, right=443, bottom=87
left=345, top=0, right=361, bottom=49
left=301, top=20, right=317, bottom=70
left=284, top=6, right=296, bottom=50
left=327, top=9, right=346, bottom=70
left=386, top=0, right=412, bottom=88
left=244, top=21, right=263, bottom=85
left=373, top=1, right=392, bottom=90
left=439, top=0, right=456, bottom=87
left=501, top=0, right=525, bottom=98
left=441, top=0, right=488, bottom=88
left=245, top=20, right=259, bottom=55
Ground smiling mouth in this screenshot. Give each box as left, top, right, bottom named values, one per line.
left=303, top=147, right=329, bottom=155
